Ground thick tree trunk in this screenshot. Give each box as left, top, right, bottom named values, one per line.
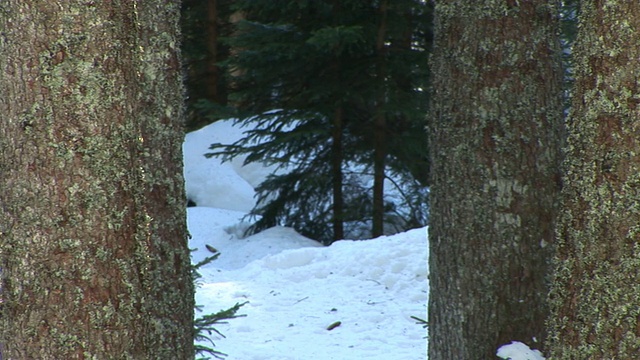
left=547, top=2, right=640, bottom=358
left=428, top=1, right=563, bottom=359
left=0, top=2, right=194, bottom=359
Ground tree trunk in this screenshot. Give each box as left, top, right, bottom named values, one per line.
left=547, top=2, right=640, bottom=358
left=328, top=0, right=345, bottom=244
left=428, top=1, right=563, bottom=359
left=0, top=2, right=194, bottom=359
left=372, top=0, right=389, bottom=239
left=331, top=106, right=345, bottom=243
left=205, top=0, right=226, bottom=106
left=182, top=0, right=230, bottom=131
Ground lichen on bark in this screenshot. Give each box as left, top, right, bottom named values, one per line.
left=428, top=1, right=563, bottom=358
left=546, top=2, right=640, bottom=358
left=0, top=1, right=193, bottom=359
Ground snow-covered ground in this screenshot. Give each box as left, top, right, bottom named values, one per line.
left=184, top=120, right=543, bottom=360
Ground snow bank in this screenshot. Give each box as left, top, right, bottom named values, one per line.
left=183, top=119, right=274, bottom=211
left=192, top=228, right=428, bottom=360
left=184, top=119, right=427, bottom=359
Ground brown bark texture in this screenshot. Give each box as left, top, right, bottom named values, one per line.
left=547, top=2, right=640, bottom=359
left=0, top=1, right=194, bottom=359
left=428, top=1, right=563, bottom=359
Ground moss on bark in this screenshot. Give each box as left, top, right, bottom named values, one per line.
left=547, top=2, right=640, bottom=358
left=428, top=1, right=563, bottom=358
left=0, top=1, right=193, bottom=359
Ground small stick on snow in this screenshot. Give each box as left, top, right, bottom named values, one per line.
left=293, top=296, right=309, bottom=305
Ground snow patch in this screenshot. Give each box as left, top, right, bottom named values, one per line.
left=497, top=341, right=545, bottom=360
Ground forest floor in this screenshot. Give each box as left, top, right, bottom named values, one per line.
left=184, top=120, right=541, bottom=360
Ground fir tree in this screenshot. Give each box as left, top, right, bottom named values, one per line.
left=207, top=0, right=431, bottom=244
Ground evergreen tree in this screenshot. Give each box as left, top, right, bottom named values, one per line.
left=207, top=0, right=431, bottom=244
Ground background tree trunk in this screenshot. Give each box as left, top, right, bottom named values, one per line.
left=181, top=0, right=231, bottom=131
left=547, top=2, right=640, bottom=358
left=372, top=0, right=389, bottom=239
left=205, top=0, right=226, bottom=105
left=0, top=1, right=194, bottom=359
left=332, top=106, right=345, bottom=242
left=428, top=1, right=563, bottom=358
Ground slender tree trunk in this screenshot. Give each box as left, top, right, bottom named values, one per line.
left=331, top=106, right=345, bottom=242
left=547, top=2, right=640, bottom=358
left=328, top=0, right=345, bottom=244
left=205, top=0, right=220, bottom=101
left=372, top=114, right=386, bottom=238
left=428, top=1, right=563, bottom=358
left=372, top=0, right=389, bottom=239
left=205, top=0, right=227, bottom=106
left=0, top=2, right=193, bottom=359
left=182, top=0, right=229, bottom=130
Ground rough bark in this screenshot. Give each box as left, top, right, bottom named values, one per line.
left=547, top=2, right=640, bottom=358
left=428, top=1, right=563, bottom=359
left=0, top=1, right=194, bottom=359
